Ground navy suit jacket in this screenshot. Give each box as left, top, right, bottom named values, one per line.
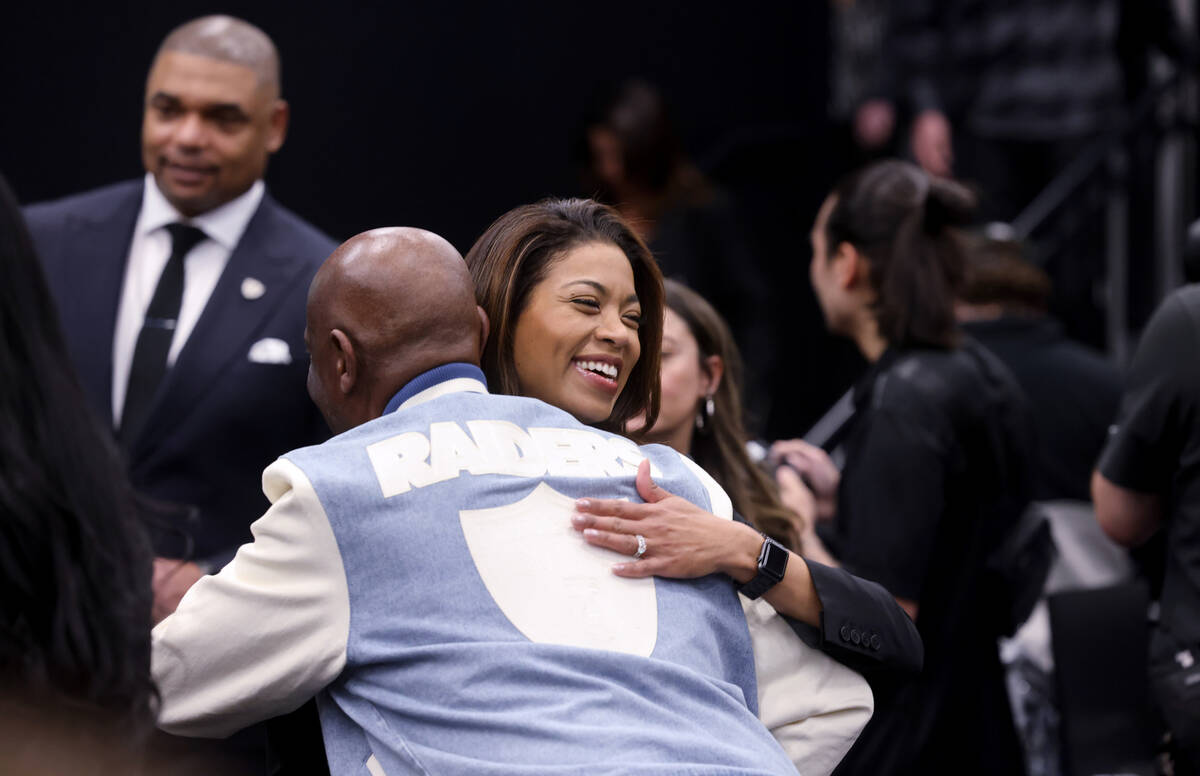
left=25, top=180, right=338, bottom=563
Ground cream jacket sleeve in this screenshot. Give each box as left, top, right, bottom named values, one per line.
left=151, top=458, right=351, bottom=738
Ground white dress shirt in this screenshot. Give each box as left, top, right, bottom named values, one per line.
left=111, top=174, right=265, bottom=427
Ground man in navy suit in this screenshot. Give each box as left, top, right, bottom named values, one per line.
left=25, top=15, right=337, bottom=625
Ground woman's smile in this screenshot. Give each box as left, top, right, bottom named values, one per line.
left=511, top=241, right=642, bottom=424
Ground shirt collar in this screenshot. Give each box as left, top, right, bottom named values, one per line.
left=383, top=363, right=488, bottom=415
left=137, top=173, right=265, bottom=250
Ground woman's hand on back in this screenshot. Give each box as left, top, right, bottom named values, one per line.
left=571, top=460, right=763, bottom=583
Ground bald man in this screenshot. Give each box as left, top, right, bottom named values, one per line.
left=151, top=228, right=873, bottom=776
left=24, top=16, right=337, bottom=620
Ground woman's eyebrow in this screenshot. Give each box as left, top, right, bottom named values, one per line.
left=562, top=279, right=607, bottom=294
left=561, top=280, right=638, bottom=306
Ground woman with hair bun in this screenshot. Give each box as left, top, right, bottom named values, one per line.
left=774, top=159, right=1036, bottom=774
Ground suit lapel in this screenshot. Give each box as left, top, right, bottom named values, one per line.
left=61, top=188, right=142, bottom=424
left=130, top=197, right=310, bottom=459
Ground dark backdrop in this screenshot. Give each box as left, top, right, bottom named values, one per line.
left=1, top=1, right=864, bottom=436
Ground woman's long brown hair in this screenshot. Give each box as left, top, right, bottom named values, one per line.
left=665, top=280, right=802, bottom=550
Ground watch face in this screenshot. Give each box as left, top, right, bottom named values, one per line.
left=761, top=538, right=789, bottom=582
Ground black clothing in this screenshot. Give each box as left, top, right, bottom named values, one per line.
left=956, top=135, right=1111, bottom=346
left=965, top=315, right=1121, bottom=501
left=790, top=559, right=925, bottom=679
left=24, top=181, right=335, bottom=564
left=730, top=514, right=925, bottom=678
left=1099, top=287, right=1200, bottom=770
left=824, top=341, right=1033, bottom=776
left=120, top=223, right=208, bottom=447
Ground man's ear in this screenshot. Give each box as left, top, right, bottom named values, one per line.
left=266, top=99, right=289, bottom=153
left=475, top=306, right=491, bottom=361
left=330, top=328, right=356, bottom=395
left=833, top=241, right=865, bottom=290
left=701, top=354, right=724, bottom=397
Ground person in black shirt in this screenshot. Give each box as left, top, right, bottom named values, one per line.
left=1093, top=285, right=1200, bottom=773
left=773, top=160, right=1034, bottom=775
left=957, top=235, right=1121, bottom=501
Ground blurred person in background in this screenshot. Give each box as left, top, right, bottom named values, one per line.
left=1093, top=284, right=1200, bottom=775
left=956, top=235, right=1121, bottom=502
left=772, top=160, right=1035, bottom=775
left=828, top=0, right=896, bottom=165
left=891, top=0, right=1123, bottom=211
left=0, top=172, right=154, bottom=773
left=631, top=279, right=801, bottom=549
left=623, top=278, right=923, bottom=680
left=957, top=235, right=1135, bottom=776
left=577, top=79, right=776, bottom=429
left=889, top=0, right=1124, bottom=345
left=22, top=16, right=336, bottom=624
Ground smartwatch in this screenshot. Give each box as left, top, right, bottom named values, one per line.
left=738, top=535, right=789, bottom=600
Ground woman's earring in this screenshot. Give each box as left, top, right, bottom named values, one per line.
left=695, top=394, right=716, bottom=431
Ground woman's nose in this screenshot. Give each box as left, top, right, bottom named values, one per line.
left=595, top=308, right=632, bottom=346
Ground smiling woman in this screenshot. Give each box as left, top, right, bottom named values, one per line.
left=510, top=242, right=643, bottom=425
left=465, top=196, right=923, bottom=715
left=465, top=198, right=663, bottom=433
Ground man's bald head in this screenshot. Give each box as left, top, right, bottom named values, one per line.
left=156, top=15, right=280, bottom=95
left=305, top=228, right=489, bottom=434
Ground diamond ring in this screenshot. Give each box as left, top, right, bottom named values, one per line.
left=634, top=534, right=647, bottom=560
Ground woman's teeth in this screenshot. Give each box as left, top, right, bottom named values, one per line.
left=577, top=360, right=618, bottom=379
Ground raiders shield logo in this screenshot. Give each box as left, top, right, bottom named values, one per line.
left=459, top=483, right=658, bottom=656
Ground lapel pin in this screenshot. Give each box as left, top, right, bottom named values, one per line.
left=241, top=277, right=266, bottom=300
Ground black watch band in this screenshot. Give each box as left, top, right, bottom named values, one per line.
left=738, top=535, right=789, bottom=600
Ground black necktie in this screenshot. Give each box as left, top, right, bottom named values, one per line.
left=120, top=222, right=207, bottom=446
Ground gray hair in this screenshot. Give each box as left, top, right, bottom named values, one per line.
left=156, top=15, right=280, bottom=93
